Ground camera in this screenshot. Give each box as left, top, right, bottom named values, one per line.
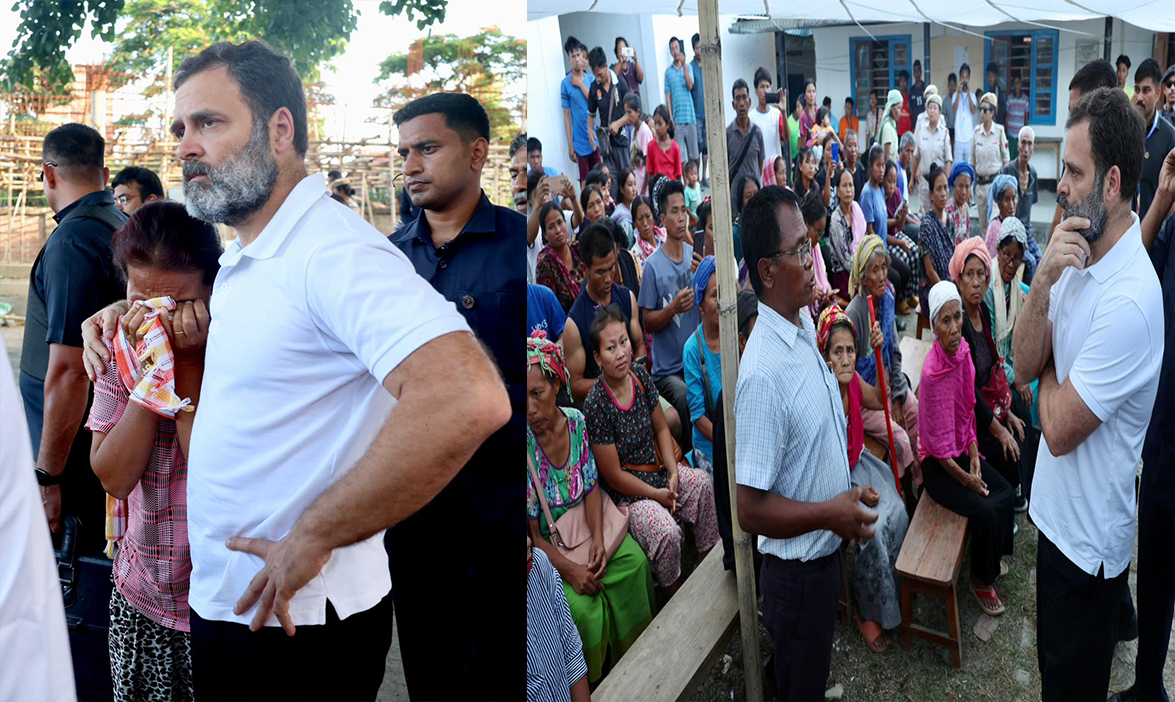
left=765, top=91, right=781, bottom=104
left=622, top=47, right=634, bottom=58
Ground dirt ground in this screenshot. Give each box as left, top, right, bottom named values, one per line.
left=695, top=510, right=1175, bottom=701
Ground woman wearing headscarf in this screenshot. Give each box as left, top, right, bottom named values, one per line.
left=878, top=89, right=903, bottom=162
left=845, top=235, right=921, bottom=513
left=918, top=281, right=1015, bottom=617
left=983, top=174, right=1018, bottom=257
left=526, top=332, right=656, bottom=683
left=912, top=87, right=952, bottom=216
left=982, top=217, right=1041, bottom=434
left=971, top=92, right=1010, bottom=231
left=683, top=256, right=721, bottom=475
left=950, top=238, right=1032, bottom=514
left=816, top=305, right=909, bottom=653
left=946, top=162, right=976, bottom=245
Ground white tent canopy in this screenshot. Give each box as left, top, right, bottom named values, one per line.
left=529, top=0, right=1175, bottom=31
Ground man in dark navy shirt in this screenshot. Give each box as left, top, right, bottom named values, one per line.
left=386, top=92, right=524, bottom=701
left=20, top=123, right=126, bottom=554
left=1117, top=147, right=1175, bottom=702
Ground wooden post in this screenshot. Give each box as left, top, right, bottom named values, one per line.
left=697, top=1, right=764, bottom=700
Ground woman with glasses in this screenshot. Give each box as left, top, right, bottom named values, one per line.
left=971, top=92, right=1010, bottom=231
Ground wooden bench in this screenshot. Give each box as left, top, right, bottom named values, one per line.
left=594, top=549, right=739, bottom=702
left=895, top=491, right=969, bottom=668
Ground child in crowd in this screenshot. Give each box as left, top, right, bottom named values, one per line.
left=683, top=162, right=702, bottom=228
left=647, top=105, right=682, bottom=182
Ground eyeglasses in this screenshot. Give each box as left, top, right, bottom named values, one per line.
left=39, top=161, right=57, bottom=182
left=763, top=237, right=813, bottom=265
left=114, top=194, right=138, bottom=206
left=980, top=106, right=994, bottom=114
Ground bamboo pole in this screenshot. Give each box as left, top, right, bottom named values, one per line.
left=697, top=1, right=764, bottom=700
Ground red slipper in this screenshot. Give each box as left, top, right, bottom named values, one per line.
left=971, top=582, right=1006, bottom=616
left=855, top=610, right=890, bottom=652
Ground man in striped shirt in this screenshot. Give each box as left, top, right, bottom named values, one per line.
left=734, top=185, right=879, bottom=700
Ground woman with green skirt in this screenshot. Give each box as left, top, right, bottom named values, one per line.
left=527, top=332, right=655, bottom=682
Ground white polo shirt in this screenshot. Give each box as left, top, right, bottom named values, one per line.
left=1029, top=215, right=1164, bottom=578
left=186, top=174, right=471, bottom=626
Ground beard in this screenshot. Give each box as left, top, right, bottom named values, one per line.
left=1057, top=172, right=1108, bottom=244
left=182, top=120, right=279, bottom=227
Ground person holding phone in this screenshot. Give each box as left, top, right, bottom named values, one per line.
left=612, top=37, right=644, bottom=95
left=953, top=64, right=978, bottom=166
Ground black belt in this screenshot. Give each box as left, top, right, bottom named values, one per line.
left=975, top=175, right=995, bottom=186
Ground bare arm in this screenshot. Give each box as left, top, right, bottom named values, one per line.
left=736, top=484, right=877, bottom=541
left=283, top=331, right=509, bottom=553
left=570, top=674, right=591, bottom=702
left=633, top=56, right=644, bottom=84
left=37, top=344, right=92, bottom=477
left=642, top=304, right=677, bottom=333
left=564, top=107, right=576, bottom=162
left=564, top=320, right=596, bottom=403
left=684, top=65, right=693, bottom=91
left=1142, top=149, right=1175, bottom=253
left=89, top=401, right=160, bottom=500
left=592, top=441, right=664, bottom=500
left=856, top=372, right=884, bottom=411
left=1037, top=361, right=1102, bottom=457
left=1013, top=223, right=1089, bottom=383
left=628, top=292, right=647, bottom=360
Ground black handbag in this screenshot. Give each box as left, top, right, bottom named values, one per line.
left=57, top=515, right=115, bottom=701
left=596, top=81, right=629, bottom=159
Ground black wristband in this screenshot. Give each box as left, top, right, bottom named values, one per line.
left=35, top=468, right=63, bottom=486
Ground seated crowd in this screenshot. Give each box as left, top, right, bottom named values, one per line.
left=529, top=38, right=1175, bottom=702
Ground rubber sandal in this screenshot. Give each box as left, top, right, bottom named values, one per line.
left=971, top=582, right=1006, bottom=616
left=855, top=610, right=890, bottom=653
left=999, top=560, right=1009, bottom=578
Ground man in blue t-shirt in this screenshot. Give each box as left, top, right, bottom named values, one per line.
left=526, top=137, right=560, bottom=179
left=689, top=33, right=708, bottom=184
left=561, top=36, right=598, bottom=189
left=638, top=179, right=699, bottom=453
left=664, top=35, right=698, bottom=176
left=527, top=283, right=567, bottom=341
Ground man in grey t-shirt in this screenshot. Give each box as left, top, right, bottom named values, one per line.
left=727, top=79, right=765, bottom=211
left=638, top=180, right=700, bottom=452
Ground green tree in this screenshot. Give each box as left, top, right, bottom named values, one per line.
left=374, top=27, right=525, bottom=141
left=3, top=0, right=450, bottom=93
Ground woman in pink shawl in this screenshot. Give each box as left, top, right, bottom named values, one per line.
left=918, top=281, right=1015, bottom=617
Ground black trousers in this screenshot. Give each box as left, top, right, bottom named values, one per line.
left=654, top=371, right=693, bottom=454
left=189, top=593, right=394, bottom=701
left=975, top=392, right=1036, bottom=496
left=1135, top=470, right=1175, bottom=701
left=887, top=255, right=911, bottom=299
left=920, top=453, right=1014, bottom=585
left=760, top=552, right=841, bottom=701
left=1036, top=530, right=1126, bottom=701
left=387, top=507, right=519, bottom=701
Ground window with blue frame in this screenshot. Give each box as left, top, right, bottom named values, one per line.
left=850, top=36, right=911, bottom=120
left=984, top=29, right=1059, bottom=124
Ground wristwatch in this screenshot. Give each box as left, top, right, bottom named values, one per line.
left=35, top=467, right=63, bottom=486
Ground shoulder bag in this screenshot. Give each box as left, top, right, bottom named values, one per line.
left=622, top=370, right=684, bottom=473
left=528, top=443, right=629, bottom=565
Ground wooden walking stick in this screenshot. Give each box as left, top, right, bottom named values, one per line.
left=868, top=294, right=903, bottom=499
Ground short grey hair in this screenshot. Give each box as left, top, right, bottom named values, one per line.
left=899, top=132, right=915, bottom=150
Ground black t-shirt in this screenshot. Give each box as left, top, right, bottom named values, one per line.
left=20, top=190, right=126, bottom=383
left=587, top=73, right=629, bottom=134
left=1140, top=114, right=1175, bottom=220
left=910, top=80, right=927, bottom=124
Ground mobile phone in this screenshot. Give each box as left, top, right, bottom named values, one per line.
left=765, top=91, right=782, bottom=104
left=623, top=47, right=634, bottom=58
left=830, top=142, right=840, bottom=164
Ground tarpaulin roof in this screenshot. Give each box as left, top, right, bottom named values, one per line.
left=528, top=0, right=1175, bottom=32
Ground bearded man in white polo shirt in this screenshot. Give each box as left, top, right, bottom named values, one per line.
left=81, top=40, right=510, bottom=701
left=1012, top=87, right=1164, bottom=702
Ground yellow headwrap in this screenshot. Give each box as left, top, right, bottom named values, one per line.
left=850, top=234, right=887, bottom=295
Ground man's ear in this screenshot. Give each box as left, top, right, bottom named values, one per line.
left=102, top=167, right=110, bottom=188
left=470, top=137, right=489, bottom=172
left=1104, top=165, right=1123, bottom=207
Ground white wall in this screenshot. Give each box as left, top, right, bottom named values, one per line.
left=528, top=11, right=777, bottom=171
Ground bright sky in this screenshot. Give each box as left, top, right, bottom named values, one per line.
left=0, top=0, right=526, bottom=142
